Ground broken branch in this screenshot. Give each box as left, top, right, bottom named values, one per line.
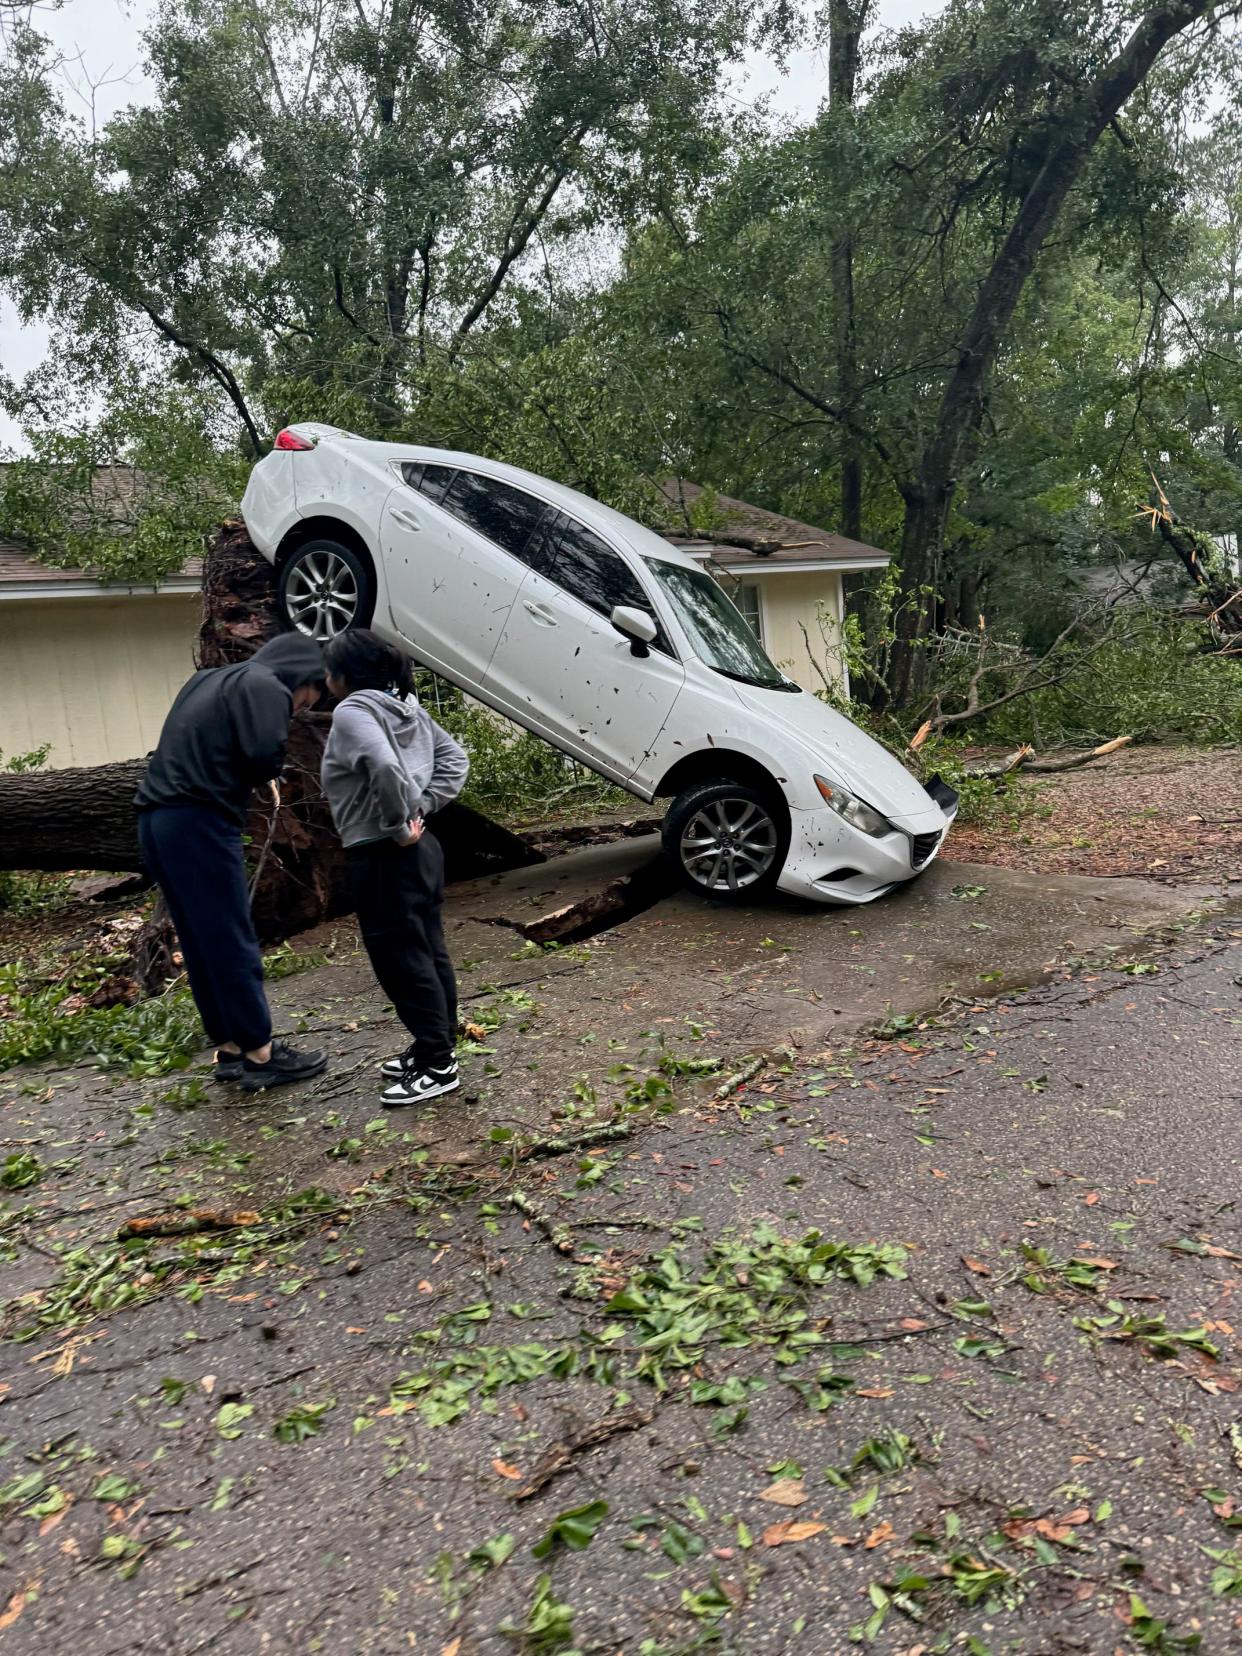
left=117, top=1209, right=261, bottom=1240
left=510, top=1405, right=654, bottom=1499
left=964, top=736, right=1131, bottom=780
left=509, top=1188, right=576, bottom=1254
left=713, top=1054, right=768, bottom=1102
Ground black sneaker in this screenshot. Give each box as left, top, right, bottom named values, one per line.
left=381, top=1058, right=459, bottom=1108
left=380, top=1042, right=418, bottom=1080
left=213, top=1050, right=245, bottom=1084
left=238, top=1041, right=328, bottom=1092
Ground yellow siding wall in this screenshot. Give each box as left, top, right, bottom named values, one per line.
left=752, top=571, right=846, bottom=693
left=0, top=595, right=200, bottom=767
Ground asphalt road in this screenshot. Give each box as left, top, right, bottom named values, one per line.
left=0, top=869, right=1239, bottom=1654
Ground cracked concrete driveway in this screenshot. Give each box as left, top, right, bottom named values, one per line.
left=1, top=839, right=1238, bottom=1655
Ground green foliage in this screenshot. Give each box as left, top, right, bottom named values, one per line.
left=531, top=1499, right=609, bottom=1559
left=0, top=954, right=201, bottom=1076
left=262, top=942, right=329, bottom=980
left=984, top=616, right=1242, bottom=749
left=1, top=745, right=50, bottom=773
left=0, top=395, right=247, bottom=582
left=500, top=1574, right=577, bottom=1654
left=273, top=1400, right=335, bottom=1443
left=436, top=696, right=630, bottom=822
left=0, top=1151, right=42, bottom=1190
left=1, top=0, right=1238, bottom=717
left=1074, top=1302, right=1219, bottom=1361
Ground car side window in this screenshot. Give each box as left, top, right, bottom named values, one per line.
left=437, top=470, right=550, bottom=567
left=401, top=461, right=456, bottom=505
left=545, top=515, right=673, bottom=655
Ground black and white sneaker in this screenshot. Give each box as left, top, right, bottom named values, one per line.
left=381, top=1059, right=459, bottom=1108
left=238, top=1041, right=328, bottom=1092
left=380, top=1042, right=418, bottom=1080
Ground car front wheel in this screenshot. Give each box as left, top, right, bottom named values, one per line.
left=663, top=779, right=789, bottom=902
left=277, top=538, right=375, bottom=641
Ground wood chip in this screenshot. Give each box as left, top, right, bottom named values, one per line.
left=759, top=1478, right=807, bottom=1508
left=762, top=1520, right=827, bottom=1546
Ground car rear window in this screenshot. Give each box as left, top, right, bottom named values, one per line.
left=439, top=471, right=549, bottom=565
left=546, top=517, right=673, bottom=656
left=401, top=461, right=456, bottom=505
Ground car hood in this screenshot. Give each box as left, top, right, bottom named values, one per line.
left=734, top=684, right=947, bottom=828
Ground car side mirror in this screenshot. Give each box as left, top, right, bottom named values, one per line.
left=611, top=604, right=657, bottom=658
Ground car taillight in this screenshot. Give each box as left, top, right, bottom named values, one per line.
left=274, top=428, right=316, bottom=451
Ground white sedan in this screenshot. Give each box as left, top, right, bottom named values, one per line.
left=241, top=423, right=956, bottom=904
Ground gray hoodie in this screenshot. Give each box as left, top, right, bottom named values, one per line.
left=320, top=689, right=470, bottom=848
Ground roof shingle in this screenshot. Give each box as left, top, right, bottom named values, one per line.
left=657, top=480, right=890, bottom=568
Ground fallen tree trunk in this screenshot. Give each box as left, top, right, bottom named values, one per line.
left=0, top=758, right=145, bottom=871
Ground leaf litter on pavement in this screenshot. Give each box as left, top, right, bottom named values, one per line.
left=1, top=914, right=1240, bottom=1651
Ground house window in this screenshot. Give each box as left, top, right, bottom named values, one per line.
left=733, top=582, right=764, bottom=643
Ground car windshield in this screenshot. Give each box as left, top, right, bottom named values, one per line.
left=644, top=559, right=795, bottom=691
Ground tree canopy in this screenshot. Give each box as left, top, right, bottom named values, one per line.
left=1, top=0, right=1239, bottom=707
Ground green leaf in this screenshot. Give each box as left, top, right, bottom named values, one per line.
left=851, top=1484, right=880, bottom=1519
left=215, top=1402, right=254, bottom=1440
left=531, top=1498, right=609, bottom=1559
left=468, top=1532, right=516, bottom=1570
left=92, top=1474, right=140, bottom=1502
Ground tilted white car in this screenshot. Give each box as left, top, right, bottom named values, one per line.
left=241, top=423, right=957, bottom=904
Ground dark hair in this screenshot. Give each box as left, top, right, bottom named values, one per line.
left=324, top=629, right=414, bottom=699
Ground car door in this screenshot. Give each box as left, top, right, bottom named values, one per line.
left=484, top=512, right=685, bottom=785
left=380, top=464, right=549, bottom=688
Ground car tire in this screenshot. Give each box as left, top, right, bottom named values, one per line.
left=663, top=778, right=790, bottom=903
left=277, top=538, right=376, bottom=641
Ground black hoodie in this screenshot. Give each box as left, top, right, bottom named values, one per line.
left=136, top=635, right=326, bottom=824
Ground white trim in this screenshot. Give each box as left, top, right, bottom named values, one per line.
left=0, top=577, right=202, bottom=603
left=682, top=549, right=888, bottom=575
left=756, top=581, right=772, bottom=651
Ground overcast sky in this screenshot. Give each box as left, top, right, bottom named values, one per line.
left=0, top=0, right=942, bottom=449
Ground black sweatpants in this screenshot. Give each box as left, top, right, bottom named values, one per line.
left=138, top=803, right=272, bottom=1053
left=347, top=833, right=457, bottom=1071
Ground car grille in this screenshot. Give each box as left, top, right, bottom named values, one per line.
left=910, top=830, right=942, bottom=869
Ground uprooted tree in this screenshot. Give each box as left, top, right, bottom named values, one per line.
left=0, top=524, right=542, bottom=989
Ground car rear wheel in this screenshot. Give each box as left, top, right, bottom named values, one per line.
left=663, top=779, right=789, bottom=903
left=277, top=538, right=375, bottom=641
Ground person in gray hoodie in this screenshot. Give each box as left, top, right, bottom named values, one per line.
left=321, top=629, right=469, bottom=1105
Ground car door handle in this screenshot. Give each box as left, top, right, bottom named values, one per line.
left=523, top=600, right=557, bottom=626
left=389, top=507, right=421, bottom=531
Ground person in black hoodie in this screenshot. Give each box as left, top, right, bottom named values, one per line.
left=136, top=634, right=329, bottom=1090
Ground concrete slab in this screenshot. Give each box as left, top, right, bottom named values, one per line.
left=439, top=840, right=1209, bottom=1101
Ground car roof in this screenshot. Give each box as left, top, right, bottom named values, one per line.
left=289, top=425, right=704, bottom=573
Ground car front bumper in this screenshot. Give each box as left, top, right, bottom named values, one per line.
left=776, top=784, right=957, bottom=906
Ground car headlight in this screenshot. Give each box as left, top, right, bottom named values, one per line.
left=814, top=775, right=891, bottom=837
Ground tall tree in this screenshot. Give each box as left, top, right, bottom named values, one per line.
left=826, top=0, right=872, bottom=540
left=0, top=0, right=756, bottom=490
left=701, top=0, right=1241, bottom=703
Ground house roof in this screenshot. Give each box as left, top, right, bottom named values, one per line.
left=0, top=542, right=203, bottom=601
left=657, top=480, right=891, bottom=572
left=0, top=463, right=204, bottom=600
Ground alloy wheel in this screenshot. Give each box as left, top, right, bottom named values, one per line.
left=679, top=797, right=779, bottom=893
left=283, top=550, right=360, bottom=640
